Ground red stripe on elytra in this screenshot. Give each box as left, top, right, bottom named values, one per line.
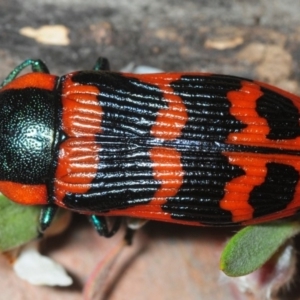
left=227, top=80, right=300, bottom=150
left=150, top=146, right=183, bottom=201
left=54, top=73, right=103, bottom=205
left=61, top=73, right=103, bottom=137
left=123, top=73, right=189, bottom=140
left=117, top=147, right=184, bottom=222
left=221, top=152, right=300, bottom=222
left=54, top=139, right=101, bottom=207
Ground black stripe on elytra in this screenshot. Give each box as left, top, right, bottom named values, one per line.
left=257, top=87, right=300, bottom=140
left=62, top=72, right=166, bottom=211
left=162, top=75, right=247, bottom=225
left=249, top=163, right=299, bottom=218
left=168, top=74, right=248, bottom=140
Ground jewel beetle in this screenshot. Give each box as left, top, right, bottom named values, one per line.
left=1, top=57, right=300, bottom=238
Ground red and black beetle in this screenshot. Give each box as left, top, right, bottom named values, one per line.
left=1, top=57, right=300, bottom=237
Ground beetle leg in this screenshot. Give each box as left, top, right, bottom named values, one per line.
left=38, top=205, right=58, bottom=234
left=123, top=227, right=135, bottom=245
left=92, top=57, right=110, bottom=71
left=30, top=59, right=50, bottom=73
left=0, top=59, right=50, bottom=88
left=89, top=215, right=121, bottom=237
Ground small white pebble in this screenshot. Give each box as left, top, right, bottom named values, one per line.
left=13, top=243, right=72, bottom=286
left=120, top=63, right=163, bottom=74
left=133, top=66, right=163, bottom=74
left=19, top=25, right=70, bottom=46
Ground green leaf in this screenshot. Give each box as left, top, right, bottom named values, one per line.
left=0, top=194, right=41, bottom=251
left=220, top=221, right=300, bottom=277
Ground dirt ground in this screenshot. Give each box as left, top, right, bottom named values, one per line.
left=0, top=0, right=300, bottom=299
